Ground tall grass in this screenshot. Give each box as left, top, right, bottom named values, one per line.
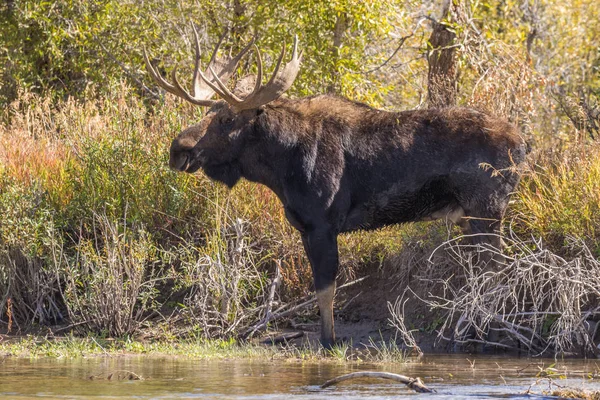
left=514, top=145, right=600, bottom=252
left=1, top=85, right=599, bottom=347
left=0, top=87, right=408, bottom=336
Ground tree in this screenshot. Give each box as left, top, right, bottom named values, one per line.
left=426, top=0, right=458, bottom=108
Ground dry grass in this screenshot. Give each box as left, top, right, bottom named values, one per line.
left=56, top=214, right=160, bottom=337
left=513, top=144, right=600, bottom=247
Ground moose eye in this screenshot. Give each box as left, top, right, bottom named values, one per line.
left=220, top=117, right=234, bottom=125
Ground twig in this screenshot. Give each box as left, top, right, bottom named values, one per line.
left=321, top=371, right=435, bottom=393
left=364, top=34, right=414, bottom=74
left=51, top=320, right=92, bottom=334
left=388, top=294, right=424, bottom=356
left=339, top=291, right=362, bottom=313
left=364, top=18, right=426, bottom=74
left=91, top=337, right=110, bottom=357
left=242, top=263, right=281, bottom=338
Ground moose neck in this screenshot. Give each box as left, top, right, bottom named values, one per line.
left=236, top=99, right=319, bottom=202
left=234, top=96, right=342, bottom=198
left=234, top=116, right=286, bottom=201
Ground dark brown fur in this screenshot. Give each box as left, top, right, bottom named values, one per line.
left=170, top=94, right=526, bottom=347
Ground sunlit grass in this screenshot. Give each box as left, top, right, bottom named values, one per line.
left=512, top=145, right=600, bottom=251
left=0, top=335, right=412, bottom=364
left=0, top=336, right=278, bottom=359
left=364, top=336, right=407, bottom=363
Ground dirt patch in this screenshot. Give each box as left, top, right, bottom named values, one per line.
left=260, top=233, right=462, bottom=353
left=302, top=272, right=457, bottom=353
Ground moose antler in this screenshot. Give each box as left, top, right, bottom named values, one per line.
left=197, top=36, right=303, bottom=111
left=143, top=25, right=255, bottom=107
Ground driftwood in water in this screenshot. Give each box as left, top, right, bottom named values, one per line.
left=321, top=371, right=435, bottom=393
left=88, top=370, right=143, bottom=381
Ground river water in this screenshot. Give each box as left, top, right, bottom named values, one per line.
left=1, top=355, right=599, bottom=399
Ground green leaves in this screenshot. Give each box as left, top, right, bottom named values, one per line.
left=0, top=0, right=410, bottom=107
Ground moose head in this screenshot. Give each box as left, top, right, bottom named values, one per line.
left=144, top=26, right=302, bottom=187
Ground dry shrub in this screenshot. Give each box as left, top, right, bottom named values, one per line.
left=449, top=5, right=561, bottom=143
left=389, top=232, right=600, bottom=357
left=461, top=38, right=546, bottom=127
left=0, top=247, right=63, bottom=330
left=0, top=183, right=63, bottom=329
left=174, top=217, right=270, bottom=338
left=58, top=214, right=161, bottom=337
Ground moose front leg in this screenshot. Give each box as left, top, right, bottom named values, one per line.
left=302, top=229, right=339, bottom=349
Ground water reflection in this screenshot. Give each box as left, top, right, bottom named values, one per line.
left=1, top=355, right=599, bottom=399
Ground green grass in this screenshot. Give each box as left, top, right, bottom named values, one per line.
left=364, top=336, right=407, bottom=363
left=0, top=335, right=411, bottom=363
left=0, top=335, right=278, bottom=359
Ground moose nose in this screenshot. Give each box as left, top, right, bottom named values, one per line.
left=169, top=152, right=189, bottom=171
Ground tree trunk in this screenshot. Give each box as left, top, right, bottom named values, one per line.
left=327, top=13, right=348, bottom=94
left=427, top=0, right=458, bottom=108
left=2, top=0, right=14, bottom=17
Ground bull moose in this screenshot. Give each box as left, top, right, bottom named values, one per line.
left=145, top=28, right=526, bottom=348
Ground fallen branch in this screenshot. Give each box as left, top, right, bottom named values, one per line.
left=260, top=331, right=304, bottom=345
left=51, top=320, right=92, bottom=334
left=321, top=371, right=435, bottom=393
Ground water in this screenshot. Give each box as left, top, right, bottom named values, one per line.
left=1, top=355, right=600, bottom=399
